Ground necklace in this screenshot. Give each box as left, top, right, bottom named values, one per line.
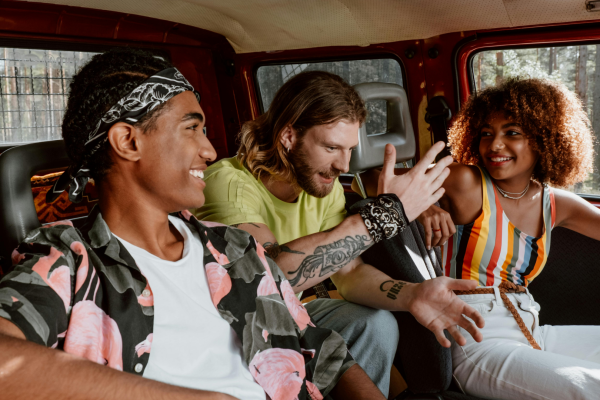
left=495, top=182, right=530, bottom=200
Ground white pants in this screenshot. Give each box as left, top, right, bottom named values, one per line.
left=452, top=288, right=600, bottom=400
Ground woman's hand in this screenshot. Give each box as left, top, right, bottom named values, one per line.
left=417, top=204, right=456, bottom=250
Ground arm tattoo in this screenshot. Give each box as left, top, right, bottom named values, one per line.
left=379, top=280, right=407, bottom=300
left=288, top=235, right=373, bottom=287
left=231, top=223, right=261, bottom=228
left=264, top=241, right=305, bottom=259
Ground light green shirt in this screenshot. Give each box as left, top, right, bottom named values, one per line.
left=193, top=157, right=347, bottom=244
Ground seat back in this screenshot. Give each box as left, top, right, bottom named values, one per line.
left=528, top=226, right=600, bottom=326
left=349, top=82, right=416, bottom=174
left=0, top=140, right=70, bottom=269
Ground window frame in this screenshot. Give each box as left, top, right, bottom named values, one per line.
left=252, top=53, right=407, bottom=114
left=454, top=23, right=600, bottom=202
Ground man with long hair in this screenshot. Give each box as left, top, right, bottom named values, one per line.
left=0, top=50, right=383, bottom=400
left=195, top=71, right=485, bottom=396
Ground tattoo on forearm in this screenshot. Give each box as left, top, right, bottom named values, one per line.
left=232, top=223, right=261, bottom=228
left=288, top=235, right=373, bottom=287
left=379, top=280, right=407, bottom=300
left=264, top=241, right=305, bottom=259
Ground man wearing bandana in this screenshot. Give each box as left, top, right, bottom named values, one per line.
left=0, top=49, right=384, bottom=400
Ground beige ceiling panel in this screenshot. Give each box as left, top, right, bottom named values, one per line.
left=341, top=0, right=512, bottom=44
left=505, top=0, right=599, bottom=27
left=19, top=0, right=598, bottom=53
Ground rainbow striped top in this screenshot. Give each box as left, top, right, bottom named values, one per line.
left=442, top=167, right=555, bottom=287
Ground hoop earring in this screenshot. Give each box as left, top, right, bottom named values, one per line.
left=287, top=146, right=290, bottom=152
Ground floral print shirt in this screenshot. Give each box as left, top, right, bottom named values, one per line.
left=0, top=206, right=355, bottom=400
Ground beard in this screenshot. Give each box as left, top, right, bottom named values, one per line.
left=289, top=141, right=342, bottom=198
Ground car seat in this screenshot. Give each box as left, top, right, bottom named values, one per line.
left=349, top=83, right=484, bottom=400
left=0, top=140, right=73, bottom=273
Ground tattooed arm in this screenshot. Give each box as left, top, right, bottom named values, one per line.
left=230, top=214, right=379, bottom=292
left=232, top=221, right=485, bottom=347
left=332, top=264, right=485, bottom=347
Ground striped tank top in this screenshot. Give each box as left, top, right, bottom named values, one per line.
left=442, top=167, right=556, bottom=287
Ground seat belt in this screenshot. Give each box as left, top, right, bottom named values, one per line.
left=425, top=96, right=452, bottom=160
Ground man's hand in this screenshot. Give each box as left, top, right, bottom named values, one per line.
left=417, top=204, right=456, bottom=250
left=404, top=277, right=485, bottom=348
left=378, top=142, right=453, bottom=221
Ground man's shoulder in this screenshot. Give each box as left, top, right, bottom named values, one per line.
left=206, top=157, right=252, bottom=181
left=202, top=158, right=264, bottom=205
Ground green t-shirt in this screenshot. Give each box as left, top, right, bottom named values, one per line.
left=193, top=157, right=347, bottom=244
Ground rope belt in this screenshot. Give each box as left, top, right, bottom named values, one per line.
left=454, top=281, right=541, bottom=350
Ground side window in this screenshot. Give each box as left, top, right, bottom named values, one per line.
left=0, top=47, right=98, bottom=143
left=256, top=59, right=404, bottom=139
left=472, top=45, right=600, bottom=195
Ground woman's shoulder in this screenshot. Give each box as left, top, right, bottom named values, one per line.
left=445, top=163, right=481, bottom=195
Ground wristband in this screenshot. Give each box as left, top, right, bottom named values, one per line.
left=358, top=194, right=407, bottom=243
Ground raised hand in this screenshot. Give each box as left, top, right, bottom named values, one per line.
left=378, top=142, right=453, bottom=222
left=417, top=204, right=456, bottom=250
left=404, top=276, right=485, bottom=347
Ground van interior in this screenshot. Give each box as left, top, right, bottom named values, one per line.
left=1, top=1, right=600, bottom=399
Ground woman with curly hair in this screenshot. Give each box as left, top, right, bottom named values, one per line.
left=354, top=76, right=600, bottom=399
left=436, top=77, right=600, bottom=400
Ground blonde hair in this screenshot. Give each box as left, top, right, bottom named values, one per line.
left=238, top=71, right=367, bottom=182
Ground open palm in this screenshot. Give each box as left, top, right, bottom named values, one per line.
left=406, top=276, right=485, bottom=348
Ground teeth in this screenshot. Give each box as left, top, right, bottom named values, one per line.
left=491, top=157, right=511, bottom=162
left=189, top=170, right=204, bottom=179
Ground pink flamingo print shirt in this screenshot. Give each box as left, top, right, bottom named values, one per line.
left=0, top=206, right=355, bottom=400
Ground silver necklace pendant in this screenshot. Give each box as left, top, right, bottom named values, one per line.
left=495, top=181, right=530, bottom=200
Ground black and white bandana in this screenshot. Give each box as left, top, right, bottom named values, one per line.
left=47, top=67, right=200, bottom=204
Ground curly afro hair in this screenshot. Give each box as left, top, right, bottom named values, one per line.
left=62, top=47, right=172, bottom=181
left=448, top=77, right=594, bottom=187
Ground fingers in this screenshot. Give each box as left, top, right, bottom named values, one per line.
left=447, top=325, right=466, bottom=347
left=462, top=304, right=486, bottom=329
left=433, top=327, right=452, bottom=348
left=426, top=155, right=453, bottom=181
left=448, top=220, right=457, bottom=236
left=378, top=144, right=396, bottom=194
left=380, top=144, right=396, bottom=179
left=438, top=219, right=450, bottom=247
left=424, top=222, right=433, bottom=249
left=429, top=187, right=446, bottom=205
left=456, top=314, right=483, bottom=343
left=430, top=164, right=451, bottom=189
left=412, top=142, right=446, bottom=174
left=430, top=218, right=442, bottom=248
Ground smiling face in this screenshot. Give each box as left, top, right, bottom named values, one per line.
left=478, top=111, right=539, bottom=182
left=289, top=120, right=359, bottom=198
left=136, top=91, right=216, bottom=212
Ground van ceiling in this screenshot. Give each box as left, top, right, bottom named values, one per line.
left=22, top=0, right=600, bottom=53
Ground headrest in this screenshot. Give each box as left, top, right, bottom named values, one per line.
left=0, top=140, right=70, bottom=268
left=349, top=82, right=416, bottom=174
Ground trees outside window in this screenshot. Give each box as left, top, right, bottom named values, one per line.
left=0, top=48, right=98, bottom=143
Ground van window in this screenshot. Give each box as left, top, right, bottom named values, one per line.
left=0, top=47, right=98, bottom=144
left=472, top=45, right=600, bottom=196
left=256, top=59, right=403, bottom=138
